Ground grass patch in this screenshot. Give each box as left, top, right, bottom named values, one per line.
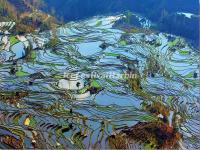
left=118, top=40, right=127, bottom=46
left=16, top=67, right=29, bottom=77
left=168, top=38, right=179, bottom=47
left=105, top=53, right=120, bottom=57
left=9, top=36, right=19, bottom=46
left=95, top=20, right=102, bottom=27
left=91, top=79, right=101, bottom=88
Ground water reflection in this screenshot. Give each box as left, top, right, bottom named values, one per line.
left=0, top=15, right=199, bottom=149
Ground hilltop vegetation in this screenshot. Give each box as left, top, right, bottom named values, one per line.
left=0, top=0, right=17, bottom=21
left=0, top=0, right=57, bottom=34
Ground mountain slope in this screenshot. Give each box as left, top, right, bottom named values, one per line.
left=0, top=0, right=17, bottom=21
left=41, top=0, right=199, bottom=46
left=0, top=0, right=57, bottom=34
left=42, top=0, right=198, bottom=21
left=0, top=0, right=198, bottom=46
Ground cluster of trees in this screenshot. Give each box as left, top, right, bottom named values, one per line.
left=0, top=0, right=57, bottom=34
left=0, top=0, right=17, bottom=21
left=10, top=17, right=54, bottom=35
left=114, top=10, right=198, bottom=47
left=157, top=13, right=198, bottom=46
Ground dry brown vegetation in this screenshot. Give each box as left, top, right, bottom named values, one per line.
left=107, top=121, right=181, bottom=149
left=0, top=0, right=17, bottom=20
left=0, top=0, right=58, bottom=34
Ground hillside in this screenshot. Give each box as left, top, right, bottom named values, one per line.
left=42, top=0, right=199, bottom=21
left=0, top=0, right=57, bottom=34
left=0, top=15, right=199, bottom=149
left=41, top=0, right=199, bottom=47
left=0, top=0, right=198, bottom=46
left=0, top=1, right=200, bottom=149
left=0, top=0, right=17, bottom=21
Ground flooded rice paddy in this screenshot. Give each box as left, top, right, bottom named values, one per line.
left=0, top=15, right=200, bottom=149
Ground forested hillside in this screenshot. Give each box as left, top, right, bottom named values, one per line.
left=0, top=0, right=57, bottom=34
